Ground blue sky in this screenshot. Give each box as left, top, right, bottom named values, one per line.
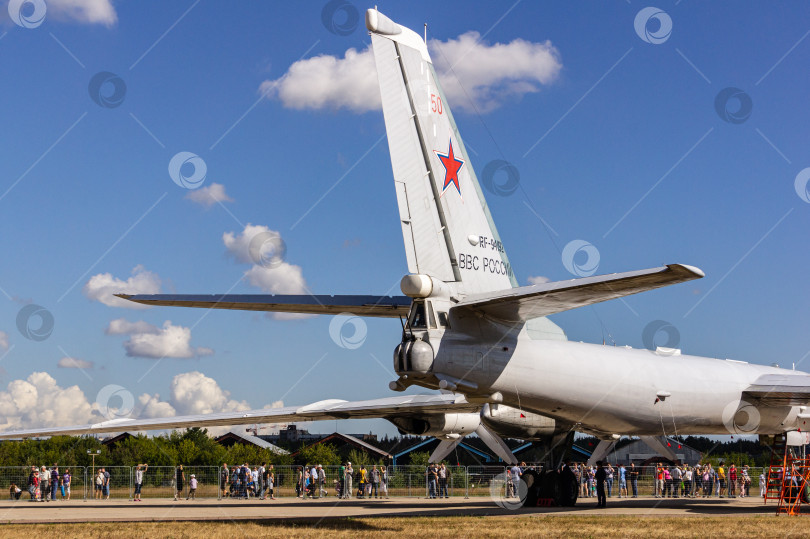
left=0, top=0, right=808, bottom=437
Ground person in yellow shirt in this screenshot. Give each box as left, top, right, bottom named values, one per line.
left=717, top=462, right=726, bottom=498
left=358, top=465, right=368, bottom=499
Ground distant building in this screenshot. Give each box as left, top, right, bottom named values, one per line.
left=214, top=430, right=289, bottom=454
left=291, top=432, right=392, bottom=463
left=261, top=424, right=378, bottom=446
left=101, top=432, right=134, bottom=448
left=608, top=437, right=702, bottom=466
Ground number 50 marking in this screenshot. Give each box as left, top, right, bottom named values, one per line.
left=430, top=94, right=443, bottom=115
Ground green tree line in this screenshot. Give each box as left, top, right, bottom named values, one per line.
left=0, top=429, right=296, bottom=468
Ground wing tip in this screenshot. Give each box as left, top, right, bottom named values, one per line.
left=667, top=264, right=705, bottom=279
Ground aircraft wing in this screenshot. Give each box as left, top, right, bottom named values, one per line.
left=452, top=264, right=704, bottom=323
left=742, top=374, right=810, bottom=406
left=115, top=294, right=411, bottom=318
left=0, top=393, right=477, bottom=439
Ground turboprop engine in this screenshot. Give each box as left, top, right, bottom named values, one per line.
left=387, top=405, right=560, bottom=441
left=480, top=403, right=558, bottom=439
left=388, top=412, right=480, bottom=439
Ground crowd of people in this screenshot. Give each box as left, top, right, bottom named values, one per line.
left=569, top=461, right=758, bottom=505
left=5, top=461, right=769, bottom=504
left=218, top=463, right=276, bottom=500
left=16, top=465, right=73, bottom=501
left=291, top=462, right=389, bottom=500
left=426, top=463, right=452, bottom=498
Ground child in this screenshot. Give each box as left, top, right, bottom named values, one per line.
left=63, top=469, right=72, bottom=501
left=187, top=474, right=197, bottom=500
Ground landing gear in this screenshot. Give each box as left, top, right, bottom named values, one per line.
left=520, top=468, right=579, bottom=508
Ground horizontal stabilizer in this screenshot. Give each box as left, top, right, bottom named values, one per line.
left=743, top=374, right=810, bottom=406
left=0, top=394, right=477, bottom=439
left=116, top=294, right=411, bottom=318
left=453, top=264, right=704, bottom=323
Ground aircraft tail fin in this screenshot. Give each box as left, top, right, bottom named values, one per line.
left=367, top=10, right=517, bottom=295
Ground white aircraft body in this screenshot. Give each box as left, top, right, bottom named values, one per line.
left=3, top=9, right=809, bottom=506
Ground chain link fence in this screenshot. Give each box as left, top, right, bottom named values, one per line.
left=0, top=464, right=770, bottom=501
left=573, top=465, right=767, bottom=499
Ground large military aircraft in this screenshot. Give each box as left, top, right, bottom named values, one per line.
left=3, top=9, right=810, bottom=507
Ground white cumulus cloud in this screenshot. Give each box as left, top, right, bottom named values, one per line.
left=0, top=371, right=282, bottom=434
left=48, top=0, right=117, bottom=26
left=243, top=264, right=307, bottom=295
left=223, top=225, right=311, bottom=319
left=57, top=357, right=94, bottom=369
left=169, top=371, right=250, bottom=415
left=137, top=393, right=177, bottom=419
left=185, top=182, right=234, bottom=208
left=0, top=372, right=97, bottom=431
left=260, top=32, right=561, bottom=113
left=105, top=319, right=213, bottom=359
left=83, top=265, right=161, bottom=309
left=528, top=275, right=551, bottom=285
left=260, top=46, right=379, bottom=112
left=105, top=318, right=159, bottom=336
left=430, top=32, right=562, bottom=112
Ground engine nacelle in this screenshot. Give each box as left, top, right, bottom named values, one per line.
left=388, top=413, right=480, bottom=439
left=480, top=403, right=557, bottom=439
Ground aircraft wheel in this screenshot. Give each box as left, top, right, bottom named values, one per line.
left=538, top=470, right=561, bottom=503
left=557, top=466, right=579, bottom=507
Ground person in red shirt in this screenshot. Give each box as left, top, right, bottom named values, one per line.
left=728, top=464, right=738, bottom=498
left=656, top=465, right=665, bottom=498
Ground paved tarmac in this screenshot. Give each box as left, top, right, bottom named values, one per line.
left=0, top=495, right=779, bottom=523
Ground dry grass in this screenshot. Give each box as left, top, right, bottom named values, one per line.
left=0, top=516, right=806, bottom=538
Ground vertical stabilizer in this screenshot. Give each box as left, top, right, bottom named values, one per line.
left=368, top=9, right=518, bottom=295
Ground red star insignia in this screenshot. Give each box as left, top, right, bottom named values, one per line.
left=435, top=138, right=464, bottom=196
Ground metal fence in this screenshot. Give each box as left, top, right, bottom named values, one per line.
left=574, top=465, right=767, bottom=499
left=0, top=465, right=770, bottom=501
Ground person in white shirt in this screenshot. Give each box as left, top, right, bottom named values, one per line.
left=509, top=464, right=522, bottom=498
left=311, top=466, right=319, bottom=498
left=318, top=465, right=327, bottom=497
left=133, top=464, right=147, bottom=501
left=683, top=467, right=693, bottom=498
left=759, top=472, right=767, bottom=497
left=250, top=467, right=258, bottom=498
left=344, top=463, right=353, bottom=499
left=380, top=466, right=388, bottom=499
left=257, top=464, right=266, bottom=499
